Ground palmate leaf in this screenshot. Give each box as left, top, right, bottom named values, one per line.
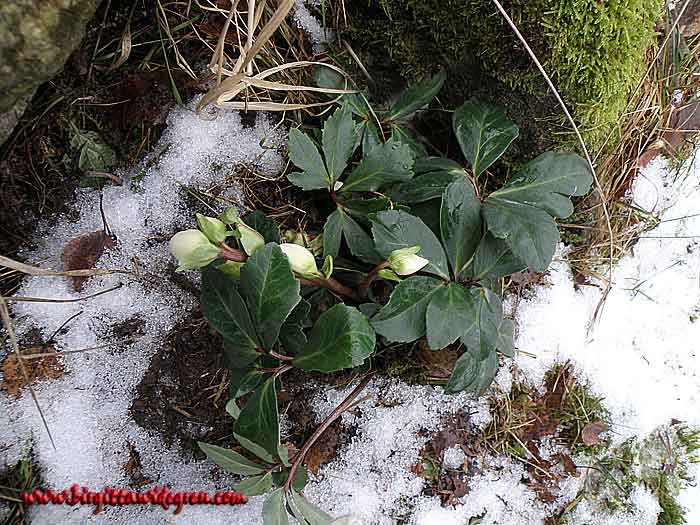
left=482, top=152, right=592, bottom=271
left=371, top=276, right=442, bottom=342
left=490, top=152, right=593, bottom=218
left=467, top=233, right=526, bottom=281
left=229, top=367, right=267, bottom=399
left=371, top=210, right=449, bottom=279
left=233, top=377, right=280, bottom=461
left=288, top=128, right=330, bottom=190
left=201, top=267, right=259, bottom=349
left=293, top=305, right=375, bottom=372
left=240, top=243, right=301, bottom=350
left=340, top=138, right=415, bottom=193
left=414, top=156, right=463, bottom=174
left=482, top=197, right=559, bottom=272
left=387, top=71, right=446, bottom=121
left=279, top=299, right=310, bottom=354
left=197, top=442, right=265, bottom=476
left=289, top=490, right=333, bottom=525
left=323, top=209, right=382, bottom=263
left=453, top=101, right=518, bottom=177
left=425, top=283, right=474, bottom=350
left=460, top=287, right=503, bottom=358
left=440, top=179, right=482, bottom=279
left=263, top=490, right=289, bottom=525
left=390, top=124, right=428, bottom=159
left=445, top=346, right=498, bottom=394
left=391, top=170, right=462, bottom=204
left=323, top=105, right=358, bottom=183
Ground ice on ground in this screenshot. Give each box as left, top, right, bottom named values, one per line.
left=0, top=99, right=286, bottom=524
left=292, top=0, right=334, bottom=52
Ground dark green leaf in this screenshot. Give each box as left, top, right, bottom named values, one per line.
left=70, top=125, right=116, bottom=172
left=391, top=124, right=428, bottom=159
left=425, top=283, right=474, bottom=350
left=288, top=128, right=329, bottom=187
left=263, top=490, right=289, bottom=525
left=482, top=198, right=559, bottom=272
left=294, top=305, right=376, bottom=372
left=460, top=287, right=503, bottom=357
left=198, top=442, right=265, bottom=476
left=234, top=432, right=275, bottom=464
left=223, top=339, right=260, bottom=368
left=391, top=171, right=462, bottom=204
left=229, top=367, right=267, bottom=399
left=362, top=120, right=381, bottom=155
left=244, top=211, right=281, bottom=243
left=371, top=210, right=449, bottom=279
left=289, top=490, right=333, bottom=525
left=323, top=210, right=343, bottom=258
left=409, top=199, right=442, bottom=236
left=225, top=398, right=240, bottom=419
left=467, top=233, right=526, bottom=280
left=342, top=197, right=392, bottom=221
left=323, top=105, right=357, bottom=183
left=487, top=152, right=593, bottom=218
left=240, top=243, right=301, bottom=349
left=234, top=473, right=273, bottom=496
left=292, top=465, right=309, bottom=491
left=414, top=157, right=463, bottom=174
left=359, top=302, right=381, bottom=317
left=387, top=71, right=446, bottom=121
left=440, top=179, right=482, bottom=278
left=371, top=276, right=442, bottom=342
left=453, top=101, right=518, bottom=176
left=341, top=211, right=382, bottom=264
left=279, top=299, right=311, bottom=354
left=233, top=378, right=280, bottom=460
left=495, top=318, right=515, bottom=358
left=445, top=346, right=498, bottom=394
left=288, top=171, right=330, bottom=191
left=340, top=139, right=414, bottom=193
left=202, top=267, right=259, bottom=348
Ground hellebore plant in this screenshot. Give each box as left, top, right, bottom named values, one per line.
left=169, top=71, right=592, bottom=523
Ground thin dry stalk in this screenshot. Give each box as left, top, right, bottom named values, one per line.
left=491, top=0, right=614, bottom=329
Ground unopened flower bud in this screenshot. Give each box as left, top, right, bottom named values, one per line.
left=279, top=243, right=322, bottom=279
left=238, top=223, right=265, bottom=255
left=388, top=245, right=429, bottom=276
left=170, top=229, right=219, bottom=271
left=196, top=213, right=228, bottom=244
left=377, top=268, right=401, bottom=282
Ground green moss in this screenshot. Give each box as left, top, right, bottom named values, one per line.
left=343, top=0, right=662, bottom=149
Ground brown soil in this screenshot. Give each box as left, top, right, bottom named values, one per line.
left=129, top=311, right=232, bottom=457
left=1, top=346, right=65, bottom=398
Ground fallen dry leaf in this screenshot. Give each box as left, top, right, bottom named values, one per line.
left=62, top=230, right=116, bottom=291
left=581, top=421, right=607, bottom=446
left=1, top=346, right=65, bottom=397
left=304, top=420, right=341, bottom=475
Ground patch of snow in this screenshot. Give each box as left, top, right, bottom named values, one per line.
left=292, top=0, right=334, bottom=52
left=0, top=98, right=286, bottom=524
left=441, top=446, right=466, bottom=470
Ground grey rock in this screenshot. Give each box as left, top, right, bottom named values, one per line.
left=0, top=0, right=98, bottom=144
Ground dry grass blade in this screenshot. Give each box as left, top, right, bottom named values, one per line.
left=197, top=0, right=355, bottom=112
left=5, top=283, right=123, bottom=304
left=491, top=0, right=614, bottom=328
left=0, top=255, right=130, bottom=278
left=0, top=295, right=56, bottom=449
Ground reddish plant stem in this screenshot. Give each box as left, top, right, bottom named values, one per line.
left=358, top=261, right=390, bottom=299
left=283, top=374, right=373, bottom=493
left=219, top=243, right=361, bottom=302
left=269, top=350, right=294, bottom=362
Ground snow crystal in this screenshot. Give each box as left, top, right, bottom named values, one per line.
left=292, top=0, right=334, bottom=52
left=0, top=99, right=286, bottom=524
left=441, top=446, right=466, bottom=470
left=304, top=378, right=488, bottom=525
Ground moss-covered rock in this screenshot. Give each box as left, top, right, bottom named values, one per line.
left=0, top=0, right=98, bottom=144
left=342, top=0, right=662, bottom=150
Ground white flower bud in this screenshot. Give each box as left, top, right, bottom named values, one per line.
left=169, top=229, right=220, bottom=271
left=196, top=213, right=228, bottom=244
left=279, top=243, right=322, bottom=279
left=238, top=223, right=265, bottom=255
left=388, top=245, right=429, bottom=276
